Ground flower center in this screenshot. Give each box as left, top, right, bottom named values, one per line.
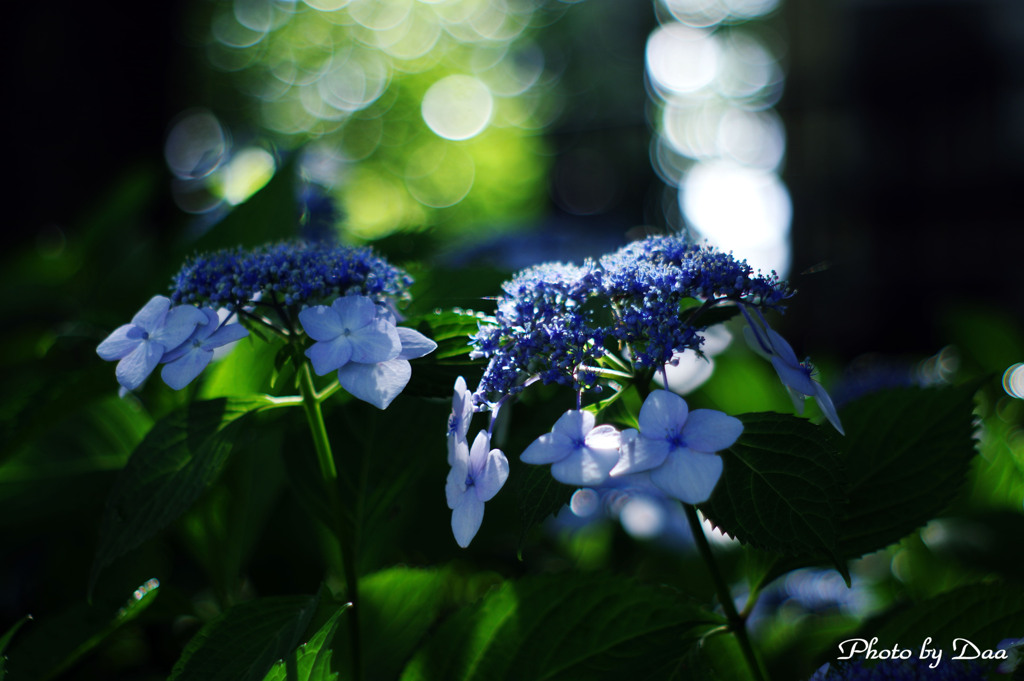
left=666, top=430, right=686, bottom=449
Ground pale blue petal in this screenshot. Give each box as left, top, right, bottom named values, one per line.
left=97, top=324, right=139, bottom=360
left=131, top=296, right=171, bottom=331
left=771, top=356, right=818, bottom=396
left=610, top=433, right=670, bottom=476
left=551, top=445, right=619, bottom=486
left=474, top=446, right=508, bottom=503
left=116, top=341, right=163, bottom=391
left=155, top=305, right=208, bottom=352
left=742, top=324, right=773, bottom=360
left=449, top=376, right=473, bottom=441
left=638, top=390, right=688, bottom=439
left=161, top=348, right=213, bottom=390
left=765, top=327, right=801, bottom=367
left=446, top=452, right=469, bottom=509
left=396, top=327, right=437, bottom=360
left=520, top=432, right=573, bottom=465
left=451, top=495, right=485, bottom=548
left=585, top=424, right=622, bottom=451
left=447, top=432, right=466, bottom=466
left=467, top=430, right=492, bottom=475
left=299, top=305, right=344, bottom=342
left=331, top=295, right=377, bottom=331
left=337, top=358, right=411, bottom=409
left=814, top=383, right=844, bottom=435
left=682, top=409, right=743, bottom=453
left=348, top=318, right=401, bottom=364
left=650, top=448, right=723, bottom=503
left=305, top=337, right=353, bottom=375
left=206, top=321, right=249, bottom=347
left=552, top=410, right=595, bottom=440
left=786, top=385, right=806, bottom=414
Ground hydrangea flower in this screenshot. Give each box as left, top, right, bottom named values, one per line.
left=520, top=410, right=621, bottom=486
left=447, top=376, right=475, bottom=465
left=299, top=295, right=401, bottom=376
left=335, top=322, right=437, bottom=409
left=96, top=296, right=207, bottom=391
left=160, top=308, right=250, bottom=390
left=170, top=240, right=412, bottom=310
left=741, top=305, right=844, bottom=434
left=446, top=430, right=509, bottom=548
left=610, top=390, right=742, bottom=503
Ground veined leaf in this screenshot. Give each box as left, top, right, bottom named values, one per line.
left=400, top=572, right=723, bottom=681
left=699, top=412, right=847, bottom=579
left=170, top=592, right=322, bottom=681
left=89, top=396, right=285, bottom=594
left=261, top=603, right=350, bottom=681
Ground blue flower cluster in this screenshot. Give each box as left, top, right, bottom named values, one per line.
left=470, top=235, right=788, bottom=399
left=169, top=241, right=413, bottom=309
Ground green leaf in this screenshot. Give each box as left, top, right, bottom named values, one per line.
left=832, top=385, right=980, bottom=560
left=512, top=462, right=574, bottom=550
left=338, top=566, right=502, bottom=681
left=400, top=572, right=722, bottom=681
left=0, top=615, right=31, bottom=681
left=89, top=396, right=281, bottom=594
left=4, top=579, right=160, bottom=681
left=857, top=583, right=1024, bottom=654
left=170, top=592, right=322, bottom=681
left=261, top=603, right=349, bottom=681
left=699, top=412, right=847, bottom=578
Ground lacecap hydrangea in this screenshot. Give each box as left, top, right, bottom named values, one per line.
left=97, top=240, right=434, bottom=409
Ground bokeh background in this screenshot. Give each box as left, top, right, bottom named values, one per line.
left=3, top=1, right=1024, bottom=678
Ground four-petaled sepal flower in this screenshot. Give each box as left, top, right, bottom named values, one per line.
left=96, top=295, right=207, bottom=391
left=446, top=430, right=509, bottom=548
left=160, top=308, right=250, bottom=390
left=521, top=410, right=621, bottom=486
left=336, top=323, right=437, bottom=409
left=610, top=390, right=741, bottom=504
left=299, top=295, right=401, bottom=376
left=741, top=305, right=844, bottom=435
left=447, top=376, right=474, bottom=464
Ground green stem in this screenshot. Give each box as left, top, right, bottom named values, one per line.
left=297, top=362, right=362, bottom=681
left=683, top=504, right=769, bottom=681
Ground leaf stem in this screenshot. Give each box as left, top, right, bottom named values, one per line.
left=683, top=503, right=769, bottom=681
left=296, top=361, right=362, bottom=681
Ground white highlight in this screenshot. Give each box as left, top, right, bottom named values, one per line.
left=421, top=75, right=494, bottom=140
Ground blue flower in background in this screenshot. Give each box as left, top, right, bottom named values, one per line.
left=610, top=390, right=742, bottom=503
left=521, top=410, right=621, bottom=486
left=299, top=295, right=401, bottom=376
left=447, top=376, right=475, bottom=464
left=446, top=430, right=509, bottom=548
left=159, top=308, right=250, bottom=390
left=742, top=305, right=844, bottom=434
left=96, top=295, right=207, bottom=391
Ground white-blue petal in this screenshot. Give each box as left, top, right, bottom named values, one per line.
left=551, top=445, right=619, bottom=486
left=681, top=409, right=743, bottom=453
left=97, top=324, right=139, bottom=361
left=396, top=327, right=437, bottom=360
left=649, top=448, right=723, bottom=504
left=348, top=318, right=401, bottom=364
left=299, top=305, right=344, bottom=342
left=331, top=295, right=377, bottom=331
left=638, top=390, right=688, bottom=439
left=814, top=383, right=845, bottom=435
left=116, top=341, right=163, bottom=391
left=474, top=446, right=508, bottom=503
left=771, top=356, right=818, bottom=396
left=161, top=348, right=213, bottom=390
left=306, top=337, right=353, bottom=375
left=552, top=410, right=595, bottom=440
left=610, top=433, right=670, bottom=476
left=451, top=495, right=485, bottom=548
left=131, top=296, right=171, bottom=331
left=520, top=432, right=573, bottom=465
left=156, top=305, right=208, bottom=351
left=337, top=358, right=411, bottom=409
